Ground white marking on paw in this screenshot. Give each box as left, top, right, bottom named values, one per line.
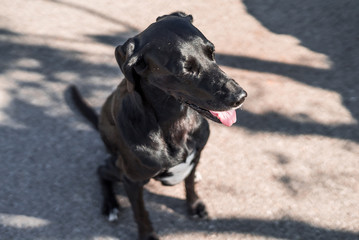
left=108, top=208, right=119, bottom=222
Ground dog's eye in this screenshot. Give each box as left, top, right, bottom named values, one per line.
left=184, top=63, right=193, bottom=72
left=210, top=51, right=215, bottom=61
left=184, top=58, right=198, bottom=74
left=205, top=45, right=215, bottom=61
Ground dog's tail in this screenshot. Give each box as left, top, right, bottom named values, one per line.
left=69, top=85, right=99, bottom=130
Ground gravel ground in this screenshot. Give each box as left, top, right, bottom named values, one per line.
left=1, top=0, right=358, bottom=239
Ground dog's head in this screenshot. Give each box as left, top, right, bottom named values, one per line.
left=115, top=12, right=247, bottom=126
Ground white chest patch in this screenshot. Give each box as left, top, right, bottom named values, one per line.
left=157, top=152, right=196, bottom=186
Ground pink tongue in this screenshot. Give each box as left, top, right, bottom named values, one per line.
left=209, top=110, right=237, bottom=127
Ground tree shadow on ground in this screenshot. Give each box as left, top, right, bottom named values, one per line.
left=87, top=29, right=359, bottom=143
left=48, top=0, right=138, bottom=32
left=230, top=0, right=359, bottom=142
left=234, top=108, right=359, bottom=142
left=0, top=6, right=358, bottom=239
left=0, top=26, right=128, bottom=239
left=141, top=190, right=359, bottom=239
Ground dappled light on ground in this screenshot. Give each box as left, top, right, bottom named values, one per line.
left=1, top=0, right=358, bottom=239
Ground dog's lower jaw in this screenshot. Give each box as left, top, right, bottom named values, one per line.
left=184, top=101, right=222, bottom=124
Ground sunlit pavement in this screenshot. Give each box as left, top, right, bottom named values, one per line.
left=1, top=1, right=358, bottom=239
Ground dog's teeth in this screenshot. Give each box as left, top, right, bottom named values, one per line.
left=108, top=208, right=119, bottom=222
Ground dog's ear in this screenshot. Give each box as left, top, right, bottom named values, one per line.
left=115, top=39, right=147, bottom=92
left=156, top=12, right=193, bottom=22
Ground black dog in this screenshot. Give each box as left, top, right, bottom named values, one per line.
left=70, top=12, right=246, bottom=240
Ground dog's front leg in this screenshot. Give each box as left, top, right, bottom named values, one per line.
left=185, top=154, right=208, bottom=219
left=97, top=156, right=122, bottom=221
left=122, top=177, right=158, bottom=240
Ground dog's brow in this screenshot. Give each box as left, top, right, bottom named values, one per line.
left=178, top=38, right=207, bottom=55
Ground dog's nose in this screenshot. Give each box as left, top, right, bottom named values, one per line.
left=232, top=90, right=247, bottom=108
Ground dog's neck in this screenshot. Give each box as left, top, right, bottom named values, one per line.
left=137, top=80, right=199, bottom=157
left=135, top=80, right=200, bottom=163
left=139, top=81, right=190, bottom=126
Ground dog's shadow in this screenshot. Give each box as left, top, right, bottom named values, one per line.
left=114, top=182, right=188, bottom=216
left=109, top=186, right=359, bottom=240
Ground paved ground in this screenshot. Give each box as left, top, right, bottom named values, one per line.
left=1, top=0, right=358, bottom=239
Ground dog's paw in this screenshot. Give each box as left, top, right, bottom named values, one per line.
left=140, top=232, right=159, bottom=240
left=188, top=199, right=208, bottom=219
left=102, top=202, right=120, bottom=222
left=107, top=208, right=120, bottom=222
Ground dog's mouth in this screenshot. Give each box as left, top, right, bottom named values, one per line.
left=184, top=102, right=239, bottom=127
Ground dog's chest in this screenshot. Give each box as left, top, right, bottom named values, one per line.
left=155, top=151, right=196, bottom=186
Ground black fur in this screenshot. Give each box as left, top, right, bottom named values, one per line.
left=70, top=12, right=246, bottom=240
